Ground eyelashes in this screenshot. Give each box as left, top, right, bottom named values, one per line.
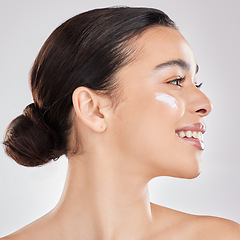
left=195, top=82, right=203, bottom=89
left=167, top=76, right=186, bottom=87
left=167, top=76, right=203, bottom=89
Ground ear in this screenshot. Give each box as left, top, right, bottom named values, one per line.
left=72, top=87, right=108, bottom=132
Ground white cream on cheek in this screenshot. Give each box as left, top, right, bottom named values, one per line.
left=155, top=93, right=178, bottom=109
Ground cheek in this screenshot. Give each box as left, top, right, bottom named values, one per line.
left=111, top=92, right=185, bottom=157
left=154, top=92, right=185, bottom=119
left=155, top=92, right=178, bottom=109
left=130, top=92, right=185, bottom=167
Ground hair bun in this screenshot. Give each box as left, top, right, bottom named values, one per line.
left=3, top=103, right=63, bottom=167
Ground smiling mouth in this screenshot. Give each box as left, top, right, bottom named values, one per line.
left=175, top=123, right=206, bottom=150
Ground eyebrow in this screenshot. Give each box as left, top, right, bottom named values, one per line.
left=155, top=59, right=199, bottom=74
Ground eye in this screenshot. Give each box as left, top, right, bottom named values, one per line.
left=167, top=76, right=186, bottom=87
left=195, top=82, right=203, bottom=89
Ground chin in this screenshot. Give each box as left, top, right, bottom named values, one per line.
left=183, top=150, right=203, bottom=178
left=178, top=161, right=202, bottom=179
left=167, top=168, right=200, bottom=179
left=148, top=150, right=203, bottom=179
left=183, top=169, right=201, bottom=179
left=152, top=161, right=202, bottom=180
left=171, top=155, right=202, bottom=179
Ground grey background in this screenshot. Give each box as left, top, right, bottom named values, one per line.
left=0, top=0, right=239, bottom=236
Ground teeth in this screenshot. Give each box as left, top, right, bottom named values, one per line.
left=186, top=131, right=192, bottom=138
left=192, top=131, right=198, bottom=139
left=176, top=130, right=203, bottom=141
left=198, top=132, right=203, bottom=141
left=179, top=131, right=185, bottom=138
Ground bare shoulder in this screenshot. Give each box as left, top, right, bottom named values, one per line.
left=0, top=235, right=17, bottom=240
left=195, top=215, right=240, bottom=239
left=0, top=221, right=45, bottom=240
left=150, top=202, right=240, bottom=240
left=0, top=212, right=59, bottom=240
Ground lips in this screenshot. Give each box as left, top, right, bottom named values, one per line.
left=175, top=123, right=206, bottom=150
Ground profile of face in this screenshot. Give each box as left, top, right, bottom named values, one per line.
left=106, top=26, right=212, bottom=180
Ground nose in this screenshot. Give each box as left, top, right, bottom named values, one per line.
left=187, top=87, right=212, bottom=117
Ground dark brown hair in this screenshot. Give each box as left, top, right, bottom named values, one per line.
left=3, top=6, right=176, bottom=167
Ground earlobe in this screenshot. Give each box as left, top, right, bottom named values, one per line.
left=72, top=87, right=107, bottom=132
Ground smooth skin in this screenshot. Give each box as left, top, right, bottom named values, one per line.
left=2, top=27, right=240, bottom=240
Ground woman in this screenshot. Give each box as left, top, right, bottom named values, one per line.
left=2, top=6, right=240, bottom=240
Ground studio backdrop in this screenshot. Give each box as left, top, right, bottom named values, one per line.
left=0, top=0, right=239, bottom=237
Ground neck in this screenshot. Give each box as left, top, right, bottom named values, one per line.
left=54, top=153, right=155, bottom=240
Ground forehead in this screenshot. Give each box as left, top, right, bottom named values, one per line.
left=127, top=26, right=196, bottom=70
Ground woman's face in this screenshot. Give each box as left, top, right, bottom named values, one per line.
left=108, top=26, right=212, bottom=179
